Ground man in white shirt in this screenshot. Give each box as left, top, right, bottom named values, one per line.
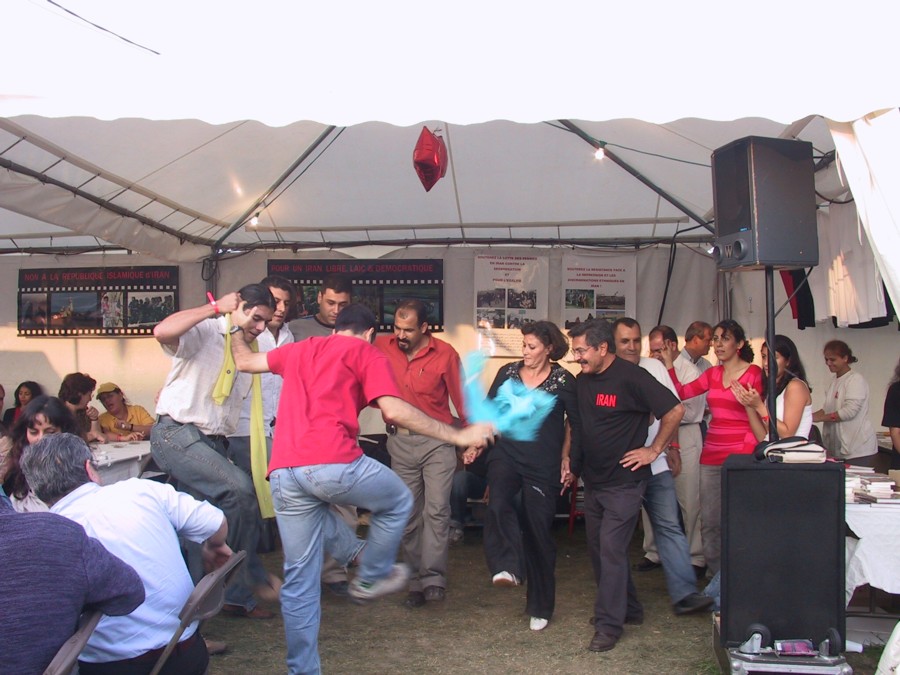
left=649, top=325, right=706, bottom=575
left=681, top=320, right=713, bottom=373
left=150, top=283, right=279, bottom=619
left=612, top=319, right=712, bottom=616
left=22, top=433, right=231, bottom=674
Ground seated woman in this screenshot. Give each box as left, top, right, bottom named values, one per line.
left=0, top=395, right=79, bottom=512
left=58, top=373, right=106, bottom=443
left=96, top=382, right=154, bottom=441
left=732, top=334, right=813, bottom=441
left=2, top=381, right=44, bottom=429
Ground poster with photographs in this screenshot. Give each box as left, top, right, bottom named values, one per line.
left=474, top=255, right=549, bottom=357
left=17, top=266, right=179, bottom=336
left=267, top=259, right=444, bottom=331
left=561, top=253, right=636, bottom=330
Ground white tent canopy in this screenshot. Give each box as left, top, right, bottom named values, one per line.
left=0, top=114, right=845, bottom=261
left=0, top=1, right=897, bottom=284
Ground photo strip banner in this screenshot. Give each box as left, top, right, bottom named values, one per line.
left=473, top=254, right=549, bottom=357
left=18, top=266, right=179, bottom=337
left=561, top=253, right=636, bottom=330
left=267, top=259, right=444, bottom=331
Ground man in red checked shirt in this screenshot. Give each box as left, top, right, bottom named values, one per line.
left=376, top=298, right=467, bottom=608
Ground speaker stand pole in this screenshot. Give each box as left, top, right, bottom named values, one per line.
left=764, top=265, right=778, bottom=441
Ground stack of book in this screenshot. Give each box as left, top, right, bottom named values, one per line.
left=851, top=474, right=900, bottom=506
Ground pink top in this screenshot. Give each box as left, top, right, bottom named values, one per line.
left=669, top=364, right=764, bottom=465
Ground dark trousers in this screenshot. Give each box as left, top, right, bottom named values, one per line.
left=484, top=458, right=558, bottom=620
left=78, top=632, right=208, bottom=675
left=449, top=469, right=488, bottom=525
left=584, top=480, right=646, bottom=637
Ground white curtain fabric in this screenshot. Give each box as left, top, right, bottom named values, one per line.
left=828, top=110, right=900, bottom=319
left=812, top=203, right=885, bottom=326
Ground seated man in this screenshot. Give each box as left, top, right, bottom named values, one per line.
left=0, top=485, right=145, bottom=674
left=21, top=433, right=232, bottom=675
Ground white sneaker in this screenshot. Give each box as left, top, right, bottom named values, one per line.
left=348, top=563, right=410, bottom=602
left=449, top=526, right=464, bottom=544
left=492, top=571, right=520, bottom=587
left=530, top=617, right=549, bottom=631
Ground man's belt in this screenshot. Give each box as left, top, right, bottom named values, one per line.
left=386, top=424, right=416, bottom=436
left=156, top=414, right=228, bottom=444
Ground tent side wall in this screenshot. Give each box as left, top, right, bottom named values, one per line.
left=0, top=249, right=895, bottom=438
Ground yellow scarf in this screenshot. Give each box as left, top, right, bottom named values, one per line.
left=213, top=316, right=274, bottom=518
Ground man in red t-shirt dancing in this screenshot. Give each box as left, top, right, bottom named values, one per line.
left=230, top=303, right=494, bottom=675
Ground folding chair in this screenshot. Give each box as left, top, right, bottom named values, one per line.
left=568, top=477, right=585, bottom=535
left=148, top=550, right=247, bottom=675
left=42, top=609, right=103, bottom=675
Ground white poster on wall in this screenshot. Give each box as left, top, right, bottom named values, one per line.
left=474, top=254, right=549, bottom=357
left=561, top=253, right=636, bottom=330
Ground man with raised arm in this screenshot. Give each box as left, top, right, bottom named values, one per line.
left=150, top=283, right=280, bottom=620
left=230, top=301, right=495, bottom=675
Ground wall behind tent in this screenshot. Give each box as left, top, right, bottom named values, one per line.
left=0, top=248, right=896, bottom=438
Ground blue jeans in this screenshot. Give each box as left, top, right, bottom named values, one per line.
left=449, top=469, right=488, bottom=527
left=644, top=470, right=698, bottom=604
left=271, top=455, right=412, bottom=675
left=150, top=416, right=266, bottom=610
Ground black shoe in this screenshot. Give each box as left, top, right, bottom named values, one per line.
left=693, top=565, right=708, bottom=580
left=632, top=557, right=662, bottom=572
left=325, top=581, right=349, bottom=597
left=423, top=586, right=445, bottom=602
left=589, top=614, right=643, bottom=627
left=404, top=591, right=426, bottom=608
left=673, top=592, right=715, bottom=615
left=588, top=631, right=618, bottom=652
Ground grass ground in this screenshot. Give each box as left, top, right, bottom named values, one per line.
left=203, top=522, right=885, bottom=674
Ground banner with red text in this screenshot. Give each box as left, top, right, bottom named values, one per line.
left=267, top=259, right=444, bottom=331
left=18, top=266, right=179, bottom=337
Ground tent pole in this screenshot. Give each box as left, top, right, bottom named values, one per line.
left=556, top=120, right=713, bottom=233
left=210, top=125, right=338, bottom=253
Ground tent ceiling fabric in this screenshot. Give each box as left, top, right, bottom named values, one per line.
left=0, top=114, right=845, bottom=261
left=0, top=1, right=894, bottom=262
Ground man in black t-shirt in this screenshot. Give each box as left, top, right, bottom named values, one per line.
left=564, top=319, right=683, bottom=653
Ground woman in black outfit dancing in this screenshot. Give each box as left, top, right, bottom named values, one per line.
left=471, top=320, right=579, bottom=632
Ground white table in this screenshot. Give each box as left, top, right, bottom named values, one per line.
left=92, top=441, right=152, bottom=484
left=845, top=503, right=900, bottom=604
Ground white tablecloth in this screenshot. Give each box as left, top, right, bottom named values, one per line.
left=92, top=441, right=152, bottom=484
left=845, top=503, right=900, bottom=604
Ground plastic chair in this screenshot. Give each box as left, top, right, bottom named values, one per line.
left=568, top=478, right=585, bottom=535
left=148, top=550, right=247, bottom=675
left=42, top=609, right=103, bottom=675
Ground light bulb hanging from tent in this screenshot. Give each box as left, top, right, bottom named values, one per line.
left=249, top=212, right=260, bottom=227
left=413, top=126, right=448, bottom=192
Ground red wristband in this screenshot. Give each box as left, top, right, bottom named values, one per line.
left=206, top=291, right=220, bottom=315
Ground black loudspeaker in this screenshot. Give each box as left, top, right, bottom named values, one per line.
left=720, top=455, right=845, bottom=647
left=711, top=136, right=819, bottom=270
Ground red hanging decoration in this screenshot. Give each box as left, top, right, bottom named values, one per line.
left=413, top=126, right=448, bottom=192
